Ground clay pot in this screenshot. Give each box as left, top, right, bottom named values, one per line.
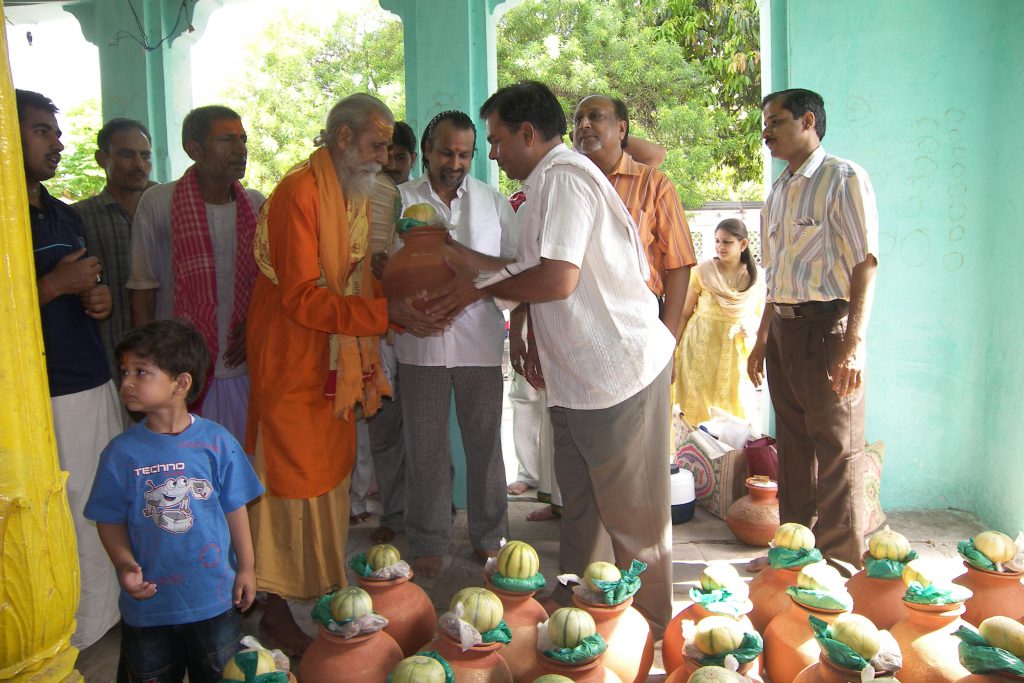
left=953, top=562, right=1024, bottom=627
left=848, top=553, right=909, bottom=629
left=484, top=575, right=548, bottom=682
left=381, top=226, right=457, bottom=308
left=521, top=653, right=622, bottom=682
left=427, top=630, right=514, bottom=683
left=572, top=595, right=653, bottom=683
left=957, top=673, right=1024, bottom=682
left=725, top=478, right=781, bottom=547
left=748, top=566, right=802, bottom=633
left=890, top=600, right=971, bottom=683
left=793, top=654, right=900, bottom=682
left=763, top=595, right=848, bottom=683
left=662, top=602, right=755, bottom=675
left=667, top=654, right=764, bottom=682
left=299, top=625, right=403, bottom=682
left=357, top=573, right=436, bottom=656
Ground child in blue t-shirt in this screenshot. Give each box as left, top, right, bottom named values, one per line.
left=84, top=320, right=264, bottom=682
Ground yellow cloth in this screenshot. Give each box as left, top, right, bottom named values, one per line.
left=674, top=259, right=765, bottom=424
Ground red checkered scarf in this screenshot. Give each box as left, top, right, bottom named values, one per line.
left=170, top=165, right=258, bottom=383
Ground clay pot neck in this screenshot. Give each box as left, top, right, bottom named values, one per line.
left=401, top=225, right=449, bottom=245
left=358, top=573, right=412, bottom=589
left=901, top=599, right=965, bottom=626
left=745, top=478, right=779, bottom=502
left=788, top=594, right=848, bottom=617
left=536, top=653, right=600, bottom=674
left=440, top=629, right=504, bottom=655
left=316, top=625, right=379, bottom=646
left=572, top=593, right=632, bottom=620
left=816, top=655, right=895, bottom=682
left=963, top=562, right=1024, bottom=583
left=484, top=575, right=537, bottom=603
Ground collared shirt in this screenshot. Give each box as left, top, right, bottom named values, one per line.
left=74, top=187, right=134, bottom=379
left=394, top=174, right=517, bottom=367
left=127, top=181, right=265, bottom=378
left=760, top=146, right=879, bottom=304
left=607, top=152, right=697, bottom=295
left=516, top=145, right=676, bottom=410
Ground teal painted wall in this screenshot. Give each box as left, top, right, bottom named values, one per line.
left=769, top=0, right=1022, bottom=529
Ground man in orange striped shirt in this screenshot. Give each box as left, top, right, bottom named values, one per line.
left=573, top=94, right=697, bottom=339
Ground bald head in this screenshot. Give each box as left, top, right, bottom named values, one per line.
left=572, top=95, right=630, bottom=167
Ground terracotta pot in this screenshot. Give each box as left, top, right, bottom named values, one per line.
left=725, top=478, right=781, bottom=547
left=427, top=630, right=514, bottom=683
left=957, top=673, right=1024, bottom=682
left=357, top=573, right=436, bottom=657
left=662, top=602, right=755, bottom=675
left=848, top=552, right=908, bottom=629
left=381, top=226, right=457, bottom=309
left=890, top=600, right=971, bottom=683
left=748, top=566, right=802, bottom=633
left=521, top=653, right=622, bottom=682
left=793, top=654, right=900, bottom=682
left=484, top=575, right=548, bottom=682
left=671, top=654, right=763, bottom=682
left=763, top=595, right=848, bottom=683
left=572, top=595, right=653, bottom=683
left=953, top=562, right=1024, bottom=627
left=299, top=625, right=403, bottom=682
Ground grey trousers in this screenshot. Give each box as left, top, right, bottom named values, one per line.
left=549, top=362, right=673, bottom=631
left=367, top=350, right=406, bottom=532
left=399, top=363, right=509, bottom=557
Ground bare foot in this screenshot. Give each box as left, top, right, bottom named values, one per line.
left=349, top=511, right=371, bottom=525
left=473, top=547, right=498, bottom=563
left=527, top=505, right=556, bottom=522
left=412, top=555, right=443, bottom=578
left=745, top=555, right=770, bottom=573
left=259, top=593, right=313, bottom=658
left=506, top=481, right=531, bottom=496
left=370, top=525, right=397, bottom=544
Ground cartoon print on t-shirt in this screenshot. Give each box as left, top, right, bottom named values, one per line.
left=143, top=475, right=213, bottom=534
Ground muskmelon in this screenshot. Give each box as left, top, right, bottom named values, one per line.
left=222, top=648, right=276, bottom=681
left=700, top=562, right=742, bottom=592
left=391, top=655, right=448, bottom=683
left=497, top=540, right=540, bottom=579
left=796, top=562, right=845, bottom=592
left=451, top=587, right=503, bottom=633
left=693, top=615, right=746, bottom=656
left=330, top=586, right=373, bottom=622
left=403, top=203, right=439, bottom=224
left=532, top=676, right=574, bottom=683
left=980, top=616, right=1024, bottom=659
left=548, top=607, right=597, bottom=649
left=583, top=561, right=621, bottom=592
left=367, top=543, right=402, bottom=571
left=830, top=612, right=881, bottom=660
left=975, top=531, right=1018, bottom=565
left=868, top=526, right=911, bottom=561
left=901, top=559, right=934, bottom=588
left=773, top=522, right=815, bottom=551
left=687, top=667, right=746, bottom=682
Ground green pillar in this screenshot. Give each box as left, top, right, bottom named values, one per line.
left=66, top=0, right=219, bottom=182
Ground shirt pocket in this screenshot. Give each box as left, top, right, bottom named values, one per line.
left=788, top=217, right=823, bottom=263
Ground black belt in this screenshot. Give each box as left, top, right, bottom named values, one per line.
left=773, top=299, right=846, bottom=319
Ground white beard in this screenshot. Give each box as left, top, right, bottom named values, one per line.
left=338, top=145, right=381, bottom=199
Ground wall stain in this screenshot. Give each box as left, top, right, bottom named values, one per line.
left=943, top=252, right=965, bottom=271
left=949, top=226, right=965, bottom=242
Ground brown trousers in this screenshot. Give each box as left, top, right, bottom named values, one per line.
left=765, top=308, right=868, bottom=571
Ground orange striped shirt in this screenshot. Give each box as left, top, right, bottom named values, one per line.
left=607, top=152, right=696, bottom=295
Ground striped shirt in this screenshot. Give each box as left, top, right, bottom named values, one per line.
left=760, top=146, right=879, bottom=304
left=607, top=152, right=696, bottom=295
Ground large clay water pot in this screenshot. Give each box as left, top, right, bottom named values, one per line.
left=890, top=600, right=971, bottom=683
left=381, top=226, right=457, bottom=308
left=748, top=566, right=802, bottom=633
left=357, top=573, right=436, bottom=656
left=662, top=602, right=755, bottom=675
left=957, top=673, right=1024, bottom=682
left=428, top=630, right=514, bottom=683
left=763, top=596, right=848, bottom=683
left=725, top=478, right=781, bottom=547
left=668, top=654, right=764, bottom=682
left=793, top=654, right=901, bottom=682
left=299, top=625, right=403, bottom=682
left=521, top=653, right=622, bottom=682
left=484, top=576, right=548, bottom=682
left=847, top=553, right=908, bottom=629
left=952, top=562, right=1024, bottom=627
left=572, top=595, right=653, bottom=683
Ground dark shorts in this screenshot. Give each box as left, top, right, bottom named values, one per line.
left=118, top=608, right=241, bottom=683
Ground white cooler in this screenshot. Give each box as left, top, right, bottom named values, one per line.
left=670, top=464, right=696, bottom=524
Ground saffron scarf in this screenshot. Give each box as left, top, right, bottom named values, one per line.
left=253, top=147, right=389, bottom=420
left=170, top=165, right=258, bottom=389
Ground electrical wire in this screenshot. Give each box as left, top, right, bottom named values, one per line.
left=110, top=0, right=195, bottom=51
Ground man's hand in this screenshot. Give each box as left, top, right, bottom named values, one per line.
left=829, top=337, right=865, bottom=397
left=747, top=338, right=767, bottom=388
left=509, top=336, right=528, bottom=377
left=523, top=342, right=545, bottom=389
left=79, top=284, right=112, bottom=320
left=224, top=319, right=247, bottom=368
left=118, top=561, right=157, bottom=600
left=43, top=248, right=102, bottom=297
left=423, top=259, right=485, bottom=319
left=233, top=567, right=257, bottom=611
left=370, top=252, right=389, bottom=280
left=388, top=293, right=448, bottom=337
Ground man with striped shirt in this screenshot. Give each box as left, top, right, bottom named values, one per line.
left=747, top=88, right=879, bottom=573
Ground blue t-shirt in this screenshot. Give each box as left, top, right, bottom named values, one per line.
left=31, top=185, right=110, bottom=396
left=84, top=416, right=264, bottom=627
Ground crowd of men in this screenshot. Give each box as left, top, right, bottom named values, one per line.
left=16, top=78, right=877, bottom=660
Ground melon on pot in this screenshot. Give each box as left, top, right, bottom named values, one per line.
left=830, top=612, right=882, bottom=660
left=548, top=607, right=598, bottom=649
left=700, top=562, right=742, bottom=592
left=979, top=616, right=1024, bottom=659
left=532, top=676, right=575, bottom=683
left=901, top=559, right=934, bottom=588
left=693, top=615, right=746, bottom=656
left=367, top=543, right=402, bottom=570
left=797, top=562, right=845, bottom=592
left=391, top=655, right=448, bottom=683
left=868, top=526, right=911, bottom=561
left=451, top=587, right=504, bottom=633
left=974, top=531, right=1018, bottom=564
left=687, top=667, right=746, bottom=682
left=583, top=561, right=621, bottom=592
left=403, top=203, right=439, bottom=224
left=497, top=540, right=540, bottom=579
left=222, top=648, right=276, bottom=681
left=773, top=522, right=815, bottom=551
left=330, top=586, right=373, bottom=622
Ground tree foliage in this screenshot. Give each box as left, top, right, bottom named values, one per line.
left=48, top=98, right=105, bottom=202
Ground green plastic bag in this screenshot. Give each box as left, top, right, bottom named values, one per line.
left=224, top=650, right=290, bottom=683
left=481, top=619, right=513, bottom=644
left=768, top=546, right=823, bottom=569
left=865, top=549, right=919, bottom=580
left=687, top=586, right=752, bottom=618
left=592, top=559, right=646, bottom=606
left=491, top=571, right=547, bottom=592
left=955, top=626, right=1024, bottom=675
left=543, top=632, right=608, bottom=664
left=903, top=581, right=972, bottom=605
left=349, top=552, right=374, bottom=578
left=958, top=539, right=999, bottom=571
left=786, top=586, right=854, bottom=611
left=311, top=592, right=349, bottom=629
left=395, top=217, right=433, bottom=234
left=387, top=651, right=456, bottom=683
left=699, top=631, right=763, bottom=667
left=809, top=614, right=871, bottom=671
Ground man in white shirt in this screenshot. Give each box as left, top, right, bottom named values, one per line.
left=429, top=82, right=677, bottom=632
left=395, top=111, right=516, bottom=577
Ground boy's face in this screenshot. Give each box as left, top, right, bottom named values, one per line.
left=118, top=352, right=189, bottom=413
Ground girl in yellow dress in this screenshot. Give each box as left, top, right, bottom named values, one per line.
left=674, top=218, right=765, bottom=425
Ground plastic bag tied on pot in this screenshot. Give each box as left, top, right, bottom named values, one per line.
left=699, top=632, right=764, bottom=668
left=311, top=592, right=390, bottom=638
left=395, top=217, right=444, bottom=234
left=958, top=539, right=1000, bottom=572
left=768, top=546, right=823, bottom=569
left=865, top=549, right=920, bottom=580
left=438, top=601, right=512, bottom=652
left=687, top=586, right=754, bottom=618
left=386, top=651, right=456, bottom=683
left=955, top=626, right=1024, bottom=676
left=226, top=647, right=291, bottom=683
left=591, top=559, right=647, bottom=605
left=542, top=633, right=609, bottom=665
left=349, top=552, right=413, bottom=580
left=786, top=585, right=854, bottom=611
left=903, top=581, right=973, bottom=605
left=809, top=615, right=903, bottom=678
left=491, top=571, right=547, bottom=593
